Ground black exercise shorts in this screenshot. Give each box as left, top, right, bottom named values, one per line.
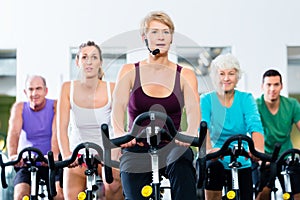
left=13, top=166, right=61, bottom=186
left=205, top=160, right=253, bottom=200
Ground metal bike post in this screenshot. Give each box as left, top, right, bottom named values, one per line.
left=29, top=166, right=38, bottom=200
left=231, top=167, right=239, bottom=200
left=151, top=152, right=160, bottom=200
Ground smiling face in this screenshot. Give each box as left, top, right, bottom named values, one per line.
left=217, top=68, right=239, bottom=93
left=210, top=53, right=241, bottom=94
left=76, top=45, right=102, bottom=79
left=262, top=75, right=282, bottom=102
left=24, top=76, right=48, bottom=111
left=144, top=20, right=173, bottom=54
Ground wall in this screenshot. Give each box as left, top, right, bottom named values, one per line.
left=1, top=0, right=300, bottom=100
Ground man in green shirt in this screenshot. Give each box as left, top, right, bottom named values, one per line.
left=256, top=69, right=300, bottom=200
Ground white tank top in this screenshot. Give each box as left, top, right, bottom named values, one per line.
left=69, top=81, right=113, bottom=153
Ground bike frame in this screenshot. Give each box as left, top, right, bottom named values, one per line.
left=48, top=142, right=112, bottom=200
left=0, top=147, right=50, bottom=200
left=204, top=135, right=280, bottom=200
left=276, top=148, right=300, bottom=200
left=102, top=111, right=207, bottom=200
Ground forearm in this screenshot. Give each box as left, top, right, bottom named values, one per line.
left=252, top=131, right=264, bottom=153
left=7, top=140, right=18, bottom=158
left=51, top=135, right=60, bottom=161
left=58, top=128, right=71, bottom=160
left=112, top=102, right=127, bottom=137
left=185, top=101, right=201, bottom=137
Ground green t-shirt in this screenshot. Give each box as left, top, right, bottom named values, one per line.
left=256, top=95, right=300, bottom=155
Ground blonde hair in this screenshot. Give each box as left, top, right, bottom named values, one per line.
left=140, top=11, right=175, bottom=36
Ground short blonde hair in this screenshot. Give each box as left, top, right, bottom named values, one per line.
left=140, top=11, right=175, bottom=36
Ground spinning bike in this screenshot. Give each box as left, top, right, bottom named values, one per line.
left=48, top=142, right=113, bottom=200
left=204, top=134, right=280, bottom=200
left=101, top=111, right=207, bottom=200
left=275, top=148, right=300, bottom=200
left=0, top=147, right=52, bottom=200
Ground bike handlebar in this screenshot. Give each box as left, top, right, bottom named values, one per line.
left=47, top=142, right=113, bottom=197
left=104, top=111, right=207, bottom=148
left=102, top=111, right=207, bottom=189
left=277, top=148, right=300, bottom=165
left=205, top=134, right=281, bottom=162
left=0, top=147, right=48, bottom=188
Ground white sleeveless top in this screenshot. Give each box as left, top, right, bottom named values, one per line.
left=69, top=81, right=113, bottom=152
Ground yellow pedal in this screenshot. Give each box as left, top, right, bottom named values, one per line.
left=283, top=192, right=290, bottom=200
left=226, top=190, right=236, bottom=199
left=78, top=191, right=87, bottom=200
left=22, top=196, right=29, bottom=200
left=141, top=185, right=153, bottom=197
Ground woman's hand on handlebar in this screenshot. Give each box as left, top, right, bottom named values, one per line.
left=175, top=139, right=190, bottom=147
left=175, top=131, right=198, bottom=147
left=120, top=138, right=144, bottom=148
left=62, top=152, right=79, bottom=168
left=248, top=152, right=260, bottom=162
left=68, top=159, right=79, bottom=168
left=207, top=148, right=222, bottom=161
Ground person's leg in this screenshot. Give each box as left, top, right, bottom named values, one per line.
left=14, top=183, right=31, bottom=200
left=63, top=167, right=86, bottom=199
left=13, top=168, right=31, bottom=200
left=166, top=147, right=197, bottom=200
left=238, top=167, right=253, bottom=200
left=102, top=167, right=124, bottom=200
left=294, top=193, right=300, bottom=200
left=255, top=164, right=272, bottom=200
left=120, top=171, right=151, bottom=200
left=204, top=160, right=225, bottom=200
left=290, top=165, right=300, bottom=200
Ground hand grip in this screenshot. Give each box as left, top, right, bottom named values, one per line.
left=47, top=151, right=57, bottom=197
left=101, top=124, right=114, bottom=184
left=0, top=154, right=8, bottom=188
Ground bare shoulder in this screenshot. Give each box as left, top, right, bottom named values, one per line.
left=181, top=67, right=196, bottom=77
left=180, top=67, right=197, bottom=82
left=119, top=63, right=135, bottom=75
left=116, top=63, right=136, bottom=82
left=60, top=81, right=71, bottom=94
left=11, top=102, right=24, bottom=113
left=61, top=81, right=71, bottom=89
left=9, top=101, right=24, bottom=119
left=122, top=63, right=135, bottom=71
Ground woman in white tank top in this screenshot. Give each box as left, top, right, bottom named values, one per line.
left=57, top=41, right=123, bottom=200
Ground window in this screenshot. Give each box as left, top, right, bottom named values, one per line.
left=0, top=49, right=16, bottom=96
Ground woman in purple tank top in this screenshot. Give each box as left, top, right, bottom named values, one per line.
left=112, top=11, right=201, bottom=200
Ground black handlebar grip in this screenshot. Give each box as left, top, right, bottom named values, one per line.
left=101, top=124, right=114, bottom=184
left=0, top=154, right=8, bottom=188
left=47, top=151, right=57, bottom=197
left=271, top=143, right=281, bottom=162
left=199, top=121, right=207, bottom=146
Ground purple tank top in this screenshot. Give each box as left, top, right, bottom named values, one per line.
left=20, top=99, right=55, bottom=155
left=128, top=62, right=184, bottom=131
